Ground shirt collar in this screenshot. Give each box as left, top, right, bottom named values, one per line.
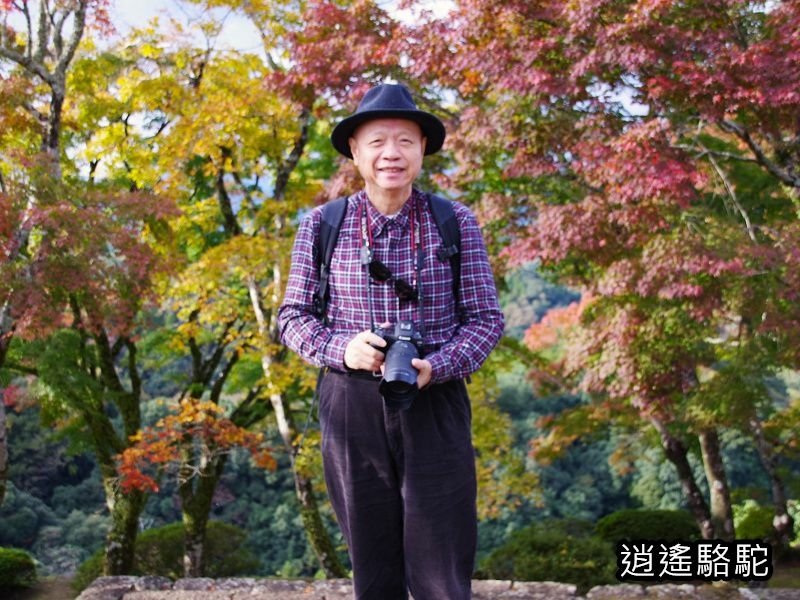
left=358, top=188, right=423, bottom=237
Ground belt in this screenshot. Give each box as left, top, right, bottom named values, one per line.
left=324, top=367, right=382, bottom=382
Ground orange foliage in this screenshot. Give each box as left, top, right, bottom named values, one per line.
left=523, top=295, right=592, bottom=352
left=116, top=400, right=276, bottom=493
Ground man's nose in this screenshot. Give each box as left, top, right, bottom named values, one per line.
left=381, top=140, right=401, bottom=158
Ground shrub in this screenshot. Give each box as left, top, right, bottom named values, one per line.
left=72, top=550, right=104, bottom=594
left=0, top=547, right=37, bottom=588
left=134, top=521, right=261, bottom=578
left=73, top=520, right=261, bottom=593
left=477, top=519, right=616, bottom=594
left=595, top=509, right=699, bottom=543
left=733, top=500, right=779, bottom=543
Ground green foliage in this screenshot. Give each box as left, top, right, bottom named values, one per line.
left=135, top=521, right=260, bottom=578
left=214, top=452, right=344, bottom=577
left=477, top=519, right=616, bottom=594
left=733, top=500, right=779, bottom=543
left=629, top=447, right=695, bottom=510
left=72, top=550, right=104, bottom=594
left=73, top=520, right=261, bottom=592
left=595, top=509, right=700, bottom=543
left=0, top=483, right=56, bottom=548
left=6, top=404, right=95, bottom=501
left=0, top=547, right=37, bottom=589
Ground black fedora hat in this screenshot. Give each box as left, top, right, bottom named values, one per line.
left=331, top=83, right=446, bottom=159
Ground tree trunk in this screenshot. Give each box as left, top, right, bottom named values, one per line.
left=268, top=387, right=347, bottom=577
left=179, top=452, right=227, bottom=577
left=247, top=277, right=347, bottom=577
left=750, top=416, right=795, bottom=552
left=102, top=480, right=146, bottom=575
left=92, top=334, right=147, bottom=575
left=650, top=416, right=714, bottom=539
left=698, top=427, right=735, bottom=541
left=182, top=510, right=209, bottom=578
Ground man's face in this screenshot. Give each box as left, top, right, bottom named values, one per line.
left=349, top=118, right=426, bottom=198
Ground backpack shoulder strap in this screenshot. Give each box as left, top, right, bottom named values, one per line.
left=314, top=197, right=348, bottom=320
left=427, top=193, right=462, bottom=309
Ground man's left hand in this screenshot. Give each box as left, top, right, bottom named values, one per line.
left=411, top=358, right=432, bottom=390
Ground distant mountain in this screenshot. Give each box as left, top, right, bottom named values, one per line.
left=499, top=262, right=580, bottom=339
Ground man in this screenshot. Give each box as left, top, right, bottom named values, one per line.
left=278, top=82, right=504, bottom=600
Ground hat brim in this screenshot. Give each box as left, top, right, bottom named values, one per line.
left=331, top=110, right=445, bottom=159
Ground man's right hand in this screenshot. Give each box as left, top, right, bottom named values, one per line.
left=344, top=330, right=387, bottom=372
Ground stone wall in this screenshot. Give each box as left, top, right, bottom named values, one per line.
left=76, top=577, right=800, bottom=600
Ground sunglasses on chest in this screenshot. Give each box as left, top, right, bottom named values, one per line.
left=359, top=198, right=424, bottom=304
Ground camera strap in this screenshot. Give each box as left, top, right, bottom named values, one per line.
left=410, top=196, right=426, bottom=336
left=316, top=192, right=461, bottom=323
left=358, top=198, right=378, bottom=334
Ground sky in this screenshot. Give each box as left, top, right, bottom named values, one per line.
left=112, top=0, right=263, bottom=53
left=110, top=0, right=454, bottom=52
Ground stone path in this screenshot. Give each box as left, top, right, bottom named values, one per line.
left=76, top=578, right=800, bottom=600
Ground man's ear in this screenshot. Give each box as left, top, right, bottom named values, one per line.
left=421, top=136, right=427, bottom=154
left=348, top=137, right=358, bottom=160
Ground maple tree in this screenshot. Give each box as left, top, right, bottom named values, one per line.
left=0, top=0, right=178, bottom=573
left=132, top=0, right=426, bottom=577
left=73, top=1, right=385, bottom=574
left=1, top=0, right=98, bottom=506
left=117, top=400, right=276, bottom=494
left=61, top=21, right=291, bottom=575
left=399, top=0, right=800, bottom=545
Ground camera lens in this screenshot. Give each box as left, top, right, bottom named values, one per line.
left=380, top=339, right=420, bottom=410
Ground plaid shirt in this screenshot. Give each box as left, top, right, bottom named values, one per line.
left=278, top=188, right=504, bottom=384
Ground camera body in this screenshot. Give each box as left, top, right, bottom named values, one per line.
left=373, top=321, right=424, bottom=410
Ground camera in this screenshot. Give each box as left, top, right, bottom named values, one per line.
left=373, top=321, right=424, bottom=410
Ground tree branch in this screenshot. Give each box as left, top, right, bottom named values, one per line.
left=0, top=44, right=55, bottom=85
left=720, top=120, right=800, bottom=188
left=274, top=106, right=312, bottom=202
left=52, top=6, right=67, bottom=61
left=20, top=0, right=33, bottom=62
left=230, top=385, right=269, bottom=428
left=216, top=156, right=243, bottom=236
left=33, top=0, right=48, bottom=64
left=209, top=351, right=239, bottom=405
left=199, top=321, right=240, bottom=386
left=55, top=0, right=87, bottom=81
left=674, top=144, right=759, bottom=164
left=126, top=338, right=142, bottom=402
left=697, top=140, right=758, bottom=243
left=94, top=328, right=125, bottom=393
left=230, top=168, right=258, bottom=223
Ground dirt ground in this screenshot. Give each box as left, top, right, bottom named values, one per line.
left=3, top=576, right=76, bottom=600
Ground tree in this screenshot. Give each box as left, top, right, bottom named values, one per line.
left=399, top=0, right=800, bottom=546
left=0, top=0, right=98, bottom=506
left=1, top=0, right=179, bottom=571
left=72, top=4, right=360, bottom=575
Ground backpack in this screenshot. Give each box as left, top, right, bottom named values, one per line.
left=313, top=193, right=461, bottom=321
